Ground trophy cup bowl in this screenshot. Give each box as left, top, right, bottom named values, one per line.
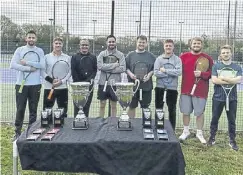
left=69, top=82, right=93, bottom=130
left=111, top=79, right=140, bottom=131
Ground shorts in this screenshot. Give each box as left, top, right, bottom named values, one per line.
left=97, top=85, right=118, bottom=102
left=129, top=90, right=152, bottom=109
left=179, top=94, right=206, bottom=116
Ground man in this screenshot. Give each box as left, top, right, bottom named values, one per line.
left=126, top=35, right=156, bottom=118
left=42, top=37, right=71, bottom=118
left=10, top=30, right=45, bottom=140
left=207, top=45, right=242, bottom=151
left=71, top=39, right=97, bottom=117
left=179, top=37, right=213, bottom=144
left=154, top=39, right=182, bottom=130
left=97, top=35, right=126, bottom=117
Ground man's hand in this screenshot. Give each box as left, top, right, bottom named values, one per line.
left=52, top=79, right=62, bottom=87
left=194, top=71, right=201, bottom=77
left=160, top=67, right=166, bottom=73
left=20, top=59, right=27, bottom=66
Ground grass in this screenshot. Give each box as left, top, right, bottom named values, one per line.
left=1, top=124, right=243, bottom=175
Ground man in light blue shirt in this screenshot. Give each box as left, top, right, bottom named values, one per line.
left=10, top=30, right=45, bottom=140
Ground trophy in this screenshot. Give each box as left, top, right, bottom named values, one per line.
left=45, top=108, right=53, bottom=124
left=111, top=79, right=140, bottom=131
left=69, top=82, right=93, bottom=130
left=155, top=109, right=168, bottom=140
left=53, top=109, right=63, bottom=128
left=142, top=108, right=154, bottom=139
left=41, top=110, right=49, bottom=128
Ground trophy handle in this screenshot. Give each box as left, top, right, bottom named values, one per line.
left=133, top=79, right=140, bottom=94
left=110, top=79, right=116, bottom=95
left=89, top=79, right=94, bottom=93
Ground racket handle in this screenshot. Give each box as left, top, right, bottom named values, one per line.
left=190, top=84, right=197, bottom=95
left=103, top=81, right=108, bottom=92
left=163, top=90, right=167, bottom=102
left=18, top=80, right=25, bottom=93
left=48, top=89, right=54, bottom=100
left=226, top=97, right=229, bottom=111
left=139, top=89, right=142, bottom=101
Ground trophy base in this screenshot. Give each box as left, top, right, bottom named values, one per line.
left=117, top=120, right=132, bottom=131
left=156, top=129, right=169, bottom=140
left=72, top=115, right=89, bottom=130
left=143, top=128, right=154, bottom=140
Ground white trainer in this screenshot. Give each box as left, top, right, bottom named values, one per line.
left=196, top=132, right=206, bottom=144
left=179, top=130, right=190, bottom=141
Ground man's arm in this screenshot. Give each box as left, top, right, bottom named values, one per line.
left=71, top=55, right=79, bottom=82
left=10, top=48, right=33, bottom=72
left=97, top=52, right=119, bottom=71
left=24, top=49, right=45, bottom=69
left=166, top=57, right=182, bottom=77
left=110, top=54, right=126, bottom=74
left=153, top=57, right=167, bottom=78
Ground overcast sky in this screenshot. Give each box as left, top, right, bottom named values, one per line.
left=1, top=0, right=243, bottom=41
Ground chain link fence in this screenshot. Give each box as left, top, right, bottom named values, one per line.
left=1, top=0, right=243, bottom=131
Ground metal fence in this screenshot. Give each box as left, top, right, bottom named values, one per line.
left=1, top=0, right=243, bottom=131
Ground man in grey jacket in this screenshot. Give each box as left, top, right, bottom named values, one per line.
left=97, top=35, right=126, bottom=117
left=154, top=39, right=182, bottom=130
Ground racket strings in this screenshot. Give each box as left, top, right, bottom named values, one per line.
left=196, top=58, right=209, bottom=72
left=52, top=62, right=69, bottom=79
left=133, top=63, right=148, bottom=80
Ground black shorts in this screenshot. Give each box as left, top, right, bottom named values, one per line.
left=129, top=90, right=152, bottom=108
left=97, top=85, right=118, bottom=102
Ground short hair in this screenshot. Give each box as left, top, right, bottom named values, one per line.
left=26, top=30, right=36, bottom=36
left=137, top=35, right=147, bottom=41
left=190, top=37, right=203, bottom=45
left=220, top=45, right=232, bottom=52
left=53, top=37, right=63, bottom=42
left=164, top=39, right=174, bottom=44
left=106, top=35, right=116, bottom=41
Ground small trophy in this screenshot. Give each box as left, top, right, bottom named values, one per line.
left=53, top=109, right=63, bottom=128
left=111, top=79, right=140, bottom=131
left=155, top=109, right=168, bottom=140
left=142, top=108, right=154, bottom=139
left=69, top=82, right=93, bottom=130
left=44, top=107, right=52, bottom=125
left=57, top=108, right=65, bottom=125
left=41, top=110, right=49, bottom=128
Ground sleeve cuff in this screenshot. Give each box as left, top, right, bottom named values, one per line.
left=45, top=76, right=53, bottom=83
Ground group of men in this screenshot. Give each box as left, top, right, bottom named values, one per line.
left=10, top=30, right=242, bottom=151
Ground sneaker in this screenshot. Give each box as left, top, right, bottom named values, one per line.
left=12, top=133, right=20, bottom=142
left=207, top=137, right=216, bottom=146
left=179, top=130, right=190, bottom=141
left=196, top=132, right=206, bottom=144
left=229, top=141, right=239, bottom=151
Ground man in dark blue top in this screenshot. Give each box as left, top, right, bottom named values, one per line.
left=207, top=45, right=242, bottom=151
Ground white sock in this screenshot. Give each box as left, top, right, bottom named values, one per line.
left=183, top=126, right=189, bottom=132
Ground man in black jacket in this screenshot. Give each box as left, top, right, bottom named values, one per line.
left=71, top=39, right=97, bottom=117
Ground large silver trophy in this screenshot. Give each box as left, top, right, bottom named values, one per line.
left=111, top=79, right=140, bottom=130
left=69, top=82, right=93, bottom=130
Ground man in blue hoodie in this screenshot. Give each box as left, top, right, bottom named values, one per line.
left=154, top=39, right=182, bottom=130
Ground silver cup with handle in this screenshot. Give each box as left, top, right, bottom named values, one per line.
left=111, top=79, right=140, bottom=130
left=69, top=81, right=93, bottom=130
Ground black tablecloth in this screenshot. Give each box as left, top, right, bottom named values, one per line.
left=17, top=117, right=185, bottom=175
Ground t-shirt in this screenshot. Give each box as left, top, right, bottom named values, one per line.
left=180, top=52, right=213, bottom=99
left=212, top=62, right=242, bottom=101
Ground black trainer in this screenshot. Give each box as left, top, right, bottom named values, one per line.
left=229, top=141, right=239, bottom=151
left=207, top=137, right=216, bottom=146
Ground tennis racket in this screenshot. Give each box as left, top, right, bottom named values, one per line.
left=218, top=67, right=237, bottom=111
left=103, top=55, right=119, bottom=92
left=133, top=61, right=149, bottom=101
left=18, top=51, right=40, bottom=93
left=79, top=55, right=94, bottom=79
left=161, top=63, right=175, bottom=102
left=190, top=56, right=209, bottom=95
left=47, top=60, right=70, bottom=100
